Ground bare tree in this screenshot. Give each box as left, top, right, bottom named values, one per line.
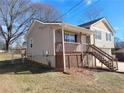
left=85, top=5, right=102, bottom=21
left=114, top=37, right=124, bottom=49
left=114, top=37, right=120, bottom=48
left=0, top=0, right=62, bottom=51
left=0, top=0, right=36, bottom=51
left=31, top=3, right=62, bottom=23
left=15, top=37, right=23, bottom=49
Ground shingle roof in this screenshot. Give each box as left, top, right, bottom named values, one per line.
left=78, top=17, right=104, bottom=29
left=115, top=48, right=124, bottom=53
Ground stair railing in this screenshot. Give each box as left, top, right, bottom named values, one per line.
left=87, top=44, right=118, bottom=70
left=91, top=44, right=114, bottom=60
left=89, top=44, right=114, bottom=61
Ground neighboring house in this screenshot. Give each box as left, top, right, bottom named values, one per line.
left=27, top=19, right=118, bottom=72
left=115, top=48, right=124, bottom=61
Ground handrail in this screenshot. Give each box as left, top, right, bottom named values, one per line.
left=84, top=44, right=118, bottom=70
left=91, top=44, right=114, bottom=60
left=91, top=45, right=113, bottom=59
left=92, top=47, right=113, bottom=61
left=89, top=44, right=114, bottom=61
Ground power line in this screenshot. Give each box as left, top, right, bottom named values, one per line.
left=42, top=0, right=101, bottom=22
left=54, top=0, right=84, bottom=22
left=65, top=2, right=85, bottom=19
left=63, top=0, right=102, bottom=23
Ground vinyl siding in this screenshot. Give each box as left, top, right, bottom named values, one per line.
left=27, top=23, right=55, bottom=67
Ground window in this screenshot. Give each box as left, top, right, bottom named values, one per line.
left=64, top=32, right=77, bottom=42
left=30, top=43, right=32, bottom=48
left=95, top=30, right=102, bottom=40
left=106, top=33, right=111, bottom=41
left=106, top=33, right=109, bottom=41
left=109, top=34, right=111, bottom=41
left=30, top=39, right=33, bottom=48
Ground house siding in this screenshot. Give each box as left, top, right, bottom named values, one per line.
left=90, top=21, right=114, bottom=52
left=27, top=23, right=55, bottom=67
left=92, top=21, right=111, bottom=32
left=89, top=20, right=114, bottom=68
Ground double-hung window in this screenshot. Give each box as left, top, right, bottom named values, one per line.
left=95, top=30, right=102, bottom=40
left=106, top=33, right=111, bottom=41
left=106, top=33, right=109, bottom=41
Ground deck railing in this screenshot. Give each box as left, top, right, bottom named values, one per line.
left=55, top=42, right=89, bottom=53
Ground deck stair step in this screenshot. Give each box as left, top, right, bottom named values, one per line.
left=86, top=44, right=118, bottom=71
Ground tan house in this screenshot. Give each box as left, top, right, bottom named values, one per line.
left=79, top=17, right=116, bottom=68
left=79, top=17, right=114, bottom=54
left=27, top=18, right=118, bottom=72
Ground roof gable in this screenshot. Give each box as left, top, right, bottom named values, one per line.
left=79, top=17, right=115, bottom=33
left=92, top=20, right=112, bottom=32
left=79, top=17, right=104, bottom=28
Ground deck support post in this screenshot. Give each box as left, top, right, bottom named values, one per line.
left=61, top=24, right=66, bottom=72
left=93, top=34, right=96, bottom=68
left=53, top=29, right=56, bottom=56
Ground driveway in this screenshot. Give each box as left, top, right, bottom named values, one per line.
left=96, top=61, right=124, bottom=73
left=117, top=61, right=124, bottom=72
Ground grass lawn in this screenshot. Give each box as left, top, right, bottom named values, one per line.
left=0, top=54, right=124, bottom=93
left=0, top=53, right=21, bottom=61
left=0, top=71, right=124, bottom=93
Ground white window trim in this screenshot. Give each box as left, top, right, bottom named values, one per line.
left=95, top=30, right=102, bottom=40
left=106, top=33, right=111, bottom=41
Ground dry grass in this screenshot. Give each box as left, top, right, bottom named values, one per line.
left=0, top=53, right=124, bottom=93
left=0, top=53, right=21, bottom=61
left=0, top=71, right=124, bottom=93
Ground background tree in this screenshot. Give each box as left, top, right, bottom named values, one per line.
left=0, top=0, right=35, bottom=51
left=114, top=37, right=124, bottom=49
left=31, top=3, right=62, bottom=23
left=0, top=40, right=4, bottom=50
left=0, top=0, right=62, bottom=51
left=114, top=37, right=120, bottom=49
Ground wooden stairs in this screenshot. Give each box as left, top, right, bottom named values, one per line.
left=86, top=44, right=118, bottom=71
